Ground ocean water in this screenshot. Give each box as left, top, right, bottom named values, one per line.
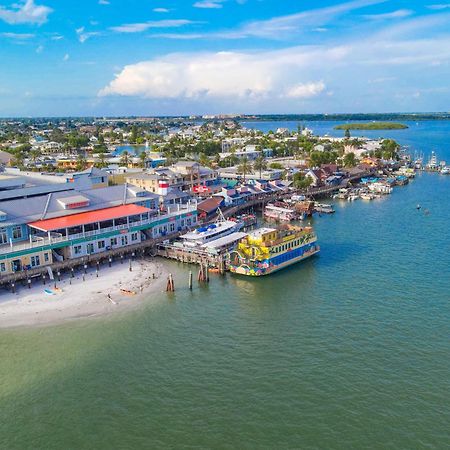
left=1, top=122, right=450, bottom=449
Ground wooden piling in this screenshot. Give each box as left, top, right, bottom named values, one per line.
left=189, top=271, right=193, bottom=290
left=166, top=273, right=175, bottom=292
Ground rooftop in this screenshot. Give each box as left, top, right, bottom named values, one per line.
left=29, top=204, right=150, bottom=231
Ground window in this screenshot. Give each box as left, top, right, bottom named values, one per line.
left=44, top=253, right=49, bottom=262
left=98, top=240, right=105, bottom=249
left=12, top=226, right=22, bottom=240
left=121, top=236, right=128, bottom=246
left=30, top=255, right=40, bottom=267
left=110, top=237, right=118, bottom=246
left=0, top=227, right=7, bottom=244
left=169, top=223, right=175, bottom=232
left=74, top=245, right=82, bottom=255
left=0, top=262, right=5, bottom=272
left=131, top=233, right=138, bottom=242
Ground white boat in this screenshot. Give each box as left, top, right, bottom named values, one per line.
left=360, top=192, right=375, bottom=200
left=334, top=188, right=349, bottom=199
left=181, top=213, right=243, bottom=247
left=264, top=204, right=298, bottom=221
left=440, top=166, right=450, bottom=175
left=347, top=194, right=359, bottom=202
left=314, top=203, right=335, bottom=214
left=368, top=182, right=392, bottom=194
left=426, top=152, right=438, bottom=171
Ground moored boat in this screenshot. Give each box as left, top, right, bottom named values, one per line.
left=314, top=203, right=335, bottom=214
left=228, top=225, right=319, bottom=277
left=264, top=204, right=298, bottom=221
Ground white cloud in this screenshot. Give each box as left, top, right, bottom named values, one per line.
left=285, top=82, right=326, bottom=98
left=63, top=53, right=70, bottom=61
left=363, top=9, right=413, bottom=20
left=154, top=0, right=386, bottom=40
left=110, top=19, right=197, bottom=33
left=193, top=1, right=223, bottom=8
left=99, top=48, right=330, bottom=101
left=1, top=32, right=35, bottom=39
left=76, top=26, right=101, bottom=43
left=98, top=0, right=110, bottom=4
left=153, top=8, right=170, bottom=13
left=427, top=4, right=450, bottom=10
left=36, top=44, right=44, bottom=53
left=0, top=0, right=52, bottom=25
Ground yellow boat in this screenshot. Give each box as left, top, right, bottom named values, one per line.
left=228, top=225, right=319, bottom=276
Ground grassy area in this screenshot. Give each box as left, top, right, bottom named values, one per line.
left=334, top=122, right=408, bottom=130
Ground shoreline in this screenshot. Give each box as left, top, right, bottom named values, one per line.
left=0, top=257, right=168, bottom=330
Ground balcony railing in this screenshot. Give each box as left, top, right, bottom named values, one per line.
left=0, top=204, right=197, bottom=256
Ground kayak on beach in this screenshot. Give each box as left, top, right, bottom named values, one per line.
left=120, top=289, right=136, bottom=296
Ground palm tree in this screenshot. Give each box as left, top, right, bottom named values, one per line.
left=96, top=152, right=107, bottom=168
left=253, top=155, right=267, bottom=180
left=237, top=157, right=253, bottom=183
left=120, top=150, right=130, bottom=167
left=139, top=151, right=147, bottom=168
left=76, top=153, right=87, bottom=171
left=29, top=148, right=41, bottom=165
left=198, top=152, right=210, bottom=167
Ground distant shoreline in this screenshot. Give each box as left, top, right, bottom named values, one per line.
left=2, top=113, right=450, bottom=121
left=334, top=122, right=408, bottom=131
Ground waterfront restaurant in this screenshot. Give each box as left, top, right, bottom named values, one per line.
left=0, top=185, right=197, bottom=275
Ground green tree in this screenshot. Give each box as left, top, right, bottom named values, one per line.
left=237, top=157, right=253, bottom=183
left=139, top=151, right=147, bottom=168
left=292, top=172, right=312, bottom=190
left=343, top=152, right=357, bottom=167
left=253, top=155, right=267, bottom=179
left=130, top=125, right=139, bottom=144
left=96, top=152, right=108, bottom=168
left=198, top=152, right=211, bottom=167
left=380, top=139, right=400, bottom=160
left=120, top=150, right=130, bottom=167
left=269, top=162, right=284, bottom=170
left=76, top=153, right=87, bottom=171
left=29, top=148, right=42, bottom=164
left=345, top=128, right=351, bottom=139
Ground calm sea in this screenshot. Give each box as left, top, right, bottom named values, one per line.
left=1, top=121, right=449, bottom=449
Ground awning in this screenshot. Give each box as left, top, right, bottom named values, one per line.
left=29, top=204, right=151, bottom=232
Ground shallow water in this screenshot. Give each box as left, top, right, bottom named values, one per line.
left=1, top=123, right=450, bottom=449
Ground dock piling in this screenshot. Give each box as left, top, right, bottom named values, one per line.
left=189, top=271, right=193, bottom=290
left=166, top=273, right=175, bottom=292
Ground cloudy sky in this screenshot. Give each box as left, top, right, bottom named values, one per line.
left=1, top=0, right=450, bottom=116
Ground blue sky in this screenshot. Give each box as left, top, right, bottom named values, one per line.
left=1, top=0, right=450, bottom=116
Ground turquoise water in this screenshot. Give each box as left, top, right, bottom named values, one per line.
left=1, top=123, right=450, bottom=449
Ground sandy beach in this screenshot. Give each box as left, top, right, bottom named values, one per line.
left=0, top=258, right=168, bottom=329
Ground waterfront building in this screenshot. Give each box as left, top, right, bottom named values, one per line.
left=126, top=162, right=219, bottom=194
left=0, top=184, right=197, bottom=275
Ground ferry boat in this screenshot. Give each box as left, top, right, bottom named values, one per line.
left=228, top=225, right=320, bottom=277
left=264, top=204, right=298, bottom=221
left=180, top=214, right=243, bottom=247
